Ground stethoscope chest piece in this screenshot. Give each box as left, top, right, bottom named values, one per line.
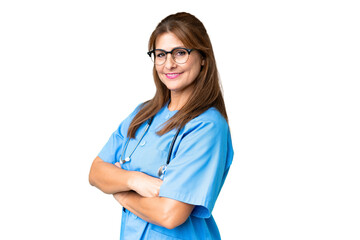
left=158, top=164, right=167, bottom=179
left=120, top=157, right=130, bottom=164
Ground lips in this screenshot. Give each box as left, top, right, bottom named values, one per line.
left=165, top=73, right=182, bottom=79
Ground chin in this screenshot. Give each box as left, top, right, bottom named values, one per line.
left=166, top=85, right=181, bottom=92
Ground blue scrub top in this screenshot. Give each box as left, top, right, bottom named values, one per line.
left=98, top=104, right=234, bottom=240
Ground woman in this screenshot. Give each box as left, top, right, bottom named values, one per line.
left=89, top=12, right=234, bottom=239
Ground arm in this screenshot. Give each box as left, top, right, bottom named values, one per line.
left=89, top=156, right=133, bottom=194
left=89, top=156, right=162, bottom=197
left=113, top=191, right=194, bottom=229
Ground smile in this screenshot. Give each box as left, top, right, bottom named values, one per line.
left=165, top=73, right=182, bottom=79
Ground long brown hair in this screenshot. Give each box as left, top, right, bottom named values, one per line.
left=127, top=12, right=228, bottom=138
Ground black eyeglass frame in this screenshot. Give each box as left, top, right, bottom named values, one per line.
left=147, top=47, right=194, bottom=65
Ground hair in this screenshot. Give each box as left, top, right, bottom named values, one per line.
left=127, top=12, right=228, bottom=138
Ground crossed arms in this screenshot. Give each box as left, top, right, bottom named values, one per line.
left=89, top=156, right=194, bottom=229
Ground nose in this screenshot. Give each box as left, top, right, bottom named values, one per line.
left=164, top=53, right=177, bottom=69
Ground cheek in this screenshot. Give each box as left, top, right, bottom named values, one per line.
left=186, top=56, right=202, bottom=78
left=155, top=67, right=165, bottom=82
left=155, top=65, right=162, bottom=74
left=188, top=64, right=202, bottom=80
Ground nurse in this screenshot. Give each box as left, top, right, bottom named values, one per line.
left=89, top=12, right=234, bottom=239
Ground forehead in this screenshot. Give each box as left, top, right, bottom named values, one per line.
left=155, top=32, right=185, bottom=50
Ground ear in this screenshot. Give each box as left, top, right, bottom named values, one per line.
left=201, top=58, right=205, bottom=66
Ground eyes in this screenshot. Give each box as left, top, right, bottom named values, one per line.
left=155, top=49, right=187, bottom=59
left=156, top=52, right=165, bottom=58
left=148, top=47, right=193, bottom=65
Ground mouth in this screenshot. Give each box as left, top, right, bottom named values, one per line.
left=165, top=72, right=183, bottom=79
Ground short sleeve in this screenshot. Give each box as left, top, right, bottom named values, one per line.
left=159, top=114, right=234, bottom=218
left=98, top=104, right=142, bottom=164
left=98, top=124, right=125, bottom=164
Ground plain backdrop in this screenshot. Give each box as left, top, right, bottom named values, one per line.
left=0, top=0, right=359, bottom=239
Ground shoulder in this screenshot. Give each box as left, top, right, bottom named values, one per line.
left=116, top=102, right=145, bottom=132
left=183, top=107, right=229, bottom=136
left=196, top=107, right=227, bottom=124
left=124, top=102, right=146, bottom=121
left=192, top=107, right=228, bottom=128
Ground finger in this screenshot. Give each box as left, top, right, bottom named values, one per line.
left=115, top=162, right=121, bottom=168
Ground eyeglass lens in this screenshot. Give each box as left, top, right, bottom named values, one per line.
left=152, top=49, right=189, bottom=65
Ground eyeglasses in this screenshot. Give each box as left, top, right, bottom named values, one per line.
left=147, top=47, right=193, bottom=65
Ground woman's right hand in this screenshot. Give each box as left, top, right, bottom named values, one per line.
left=114, top=162, right=163, bottom=198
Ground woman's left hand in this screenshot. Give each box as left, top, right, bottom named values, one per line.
left=113, top=162, right=162, bottom=198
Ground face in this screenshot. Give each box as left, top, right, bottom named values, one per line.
left=154, top=32, right=204, bottom=97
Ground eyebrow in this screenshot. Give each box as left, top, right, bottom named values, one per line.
left=154, top=46, right=186, bottom=51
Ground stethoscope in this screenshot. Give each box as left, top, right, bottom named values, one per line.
left=119, top=116, right=182, bottom=179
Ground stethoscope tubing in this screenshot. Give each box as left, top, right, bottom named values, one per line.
left=120, top=117, right=154, bottom=164
left=120, top=116, right=182, bottom=174
left=166, top=127, right=181, bottom=165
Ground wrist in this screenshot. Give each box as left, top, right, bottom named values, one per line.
left=126, top=171, right=137, bottom=191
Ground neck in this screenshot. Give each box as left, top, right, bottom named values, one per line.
left=168, top=91, right=191, bottom=111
